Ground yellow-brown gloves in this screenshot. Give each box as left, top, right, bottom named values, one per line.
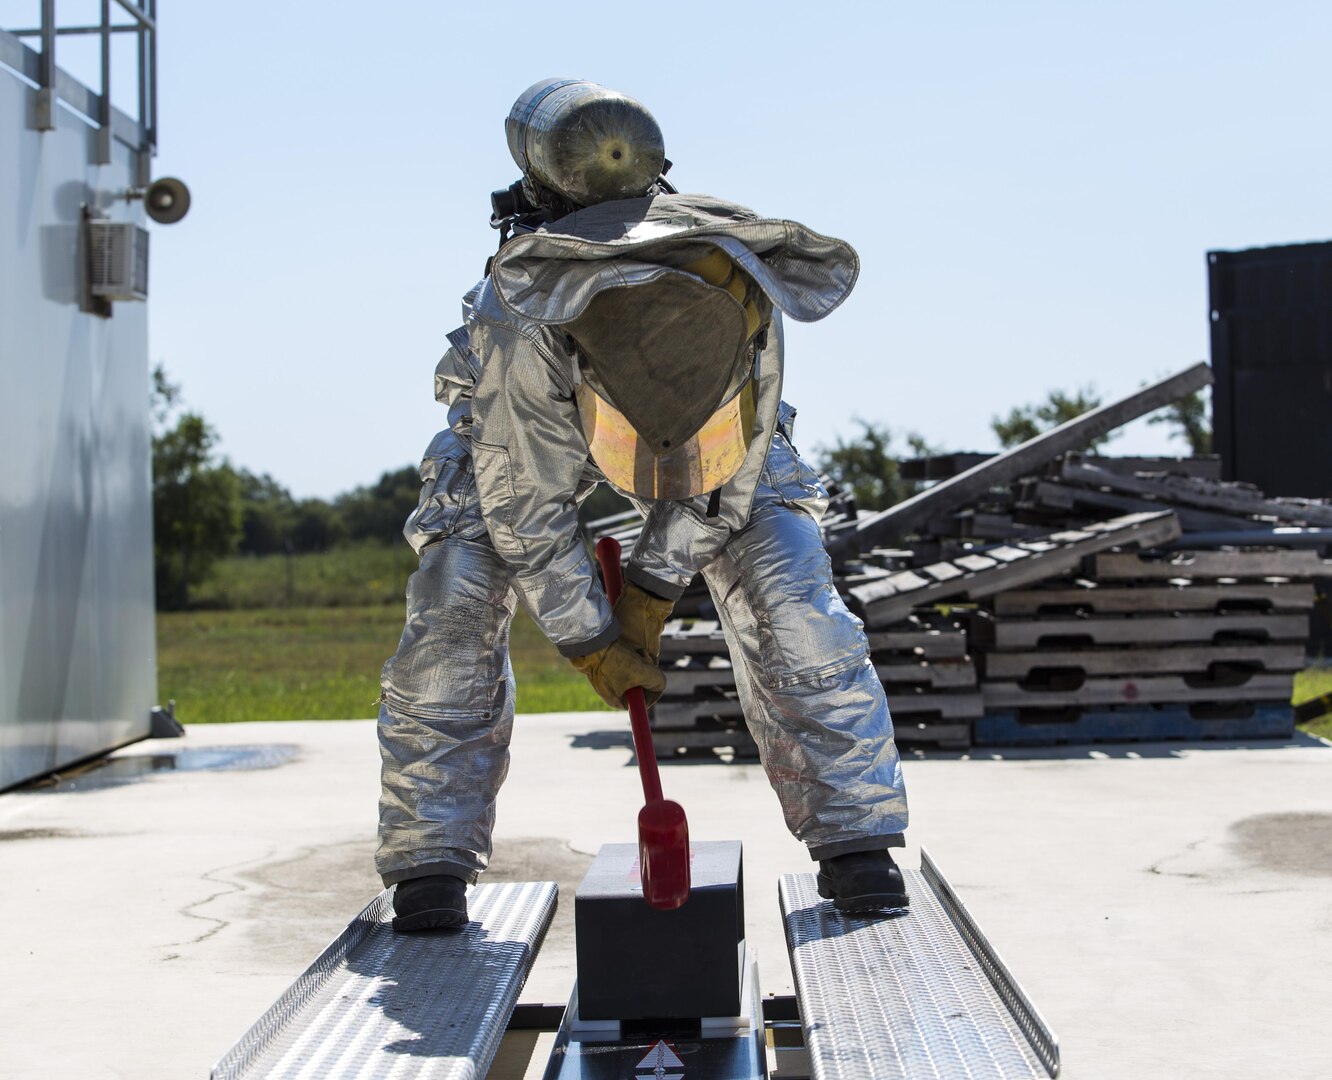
left=613, top=581, right=676, bottom=665
left=570, top=639, right=667, bottom=709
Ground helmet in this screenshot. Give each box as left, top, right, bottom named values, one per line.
left=505, top=79, right=665, bottom=209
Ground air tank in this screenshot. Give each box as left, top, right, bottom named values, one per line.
left=505, top=78, right=665, bottom=207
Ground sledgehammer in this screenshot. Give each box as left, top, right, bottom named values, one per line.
left=595, top=536, right=691, bottom=910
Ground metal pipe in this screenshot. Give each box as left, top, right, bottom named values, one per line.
left=148, top=0, right=157, bottom=151
left=10, top=25, right=141, bottom=36
left=99, top=1, right=110, bottom=122
left=95, top=0, right=112, bottom=162
left=111, top=0, right=156, bottom=30
left=39, top=0, right=55, bottom=89
left=136, top=16, right=147, bottom=138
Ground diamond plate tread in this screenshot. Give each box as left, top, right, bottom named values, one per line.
left=212, top=881, right=557, bottom=1080
left=780, top=864, right=1057, bottom=1079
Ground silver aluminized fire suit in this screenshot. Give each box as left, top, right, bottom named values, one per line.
left=377, top=195, right=908, bottom=886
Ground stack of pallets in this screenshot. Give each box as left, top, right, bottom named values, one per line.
left=968, top=548, right=1321, bottom=745
left=653, top=613, right=978, bottom=755
left=586, top=362, right=1329, bottom=753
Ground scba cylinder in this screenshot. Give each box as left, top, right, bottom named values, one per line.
left=505, top=79, right=665, bottom=207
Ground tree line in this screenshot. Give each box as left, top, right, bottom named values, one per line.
left=152, top=366, right=1210, bottom=610
left=152, top=367, right=426, bottom=608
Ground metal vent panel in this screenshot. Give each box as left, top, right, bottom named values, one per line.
left=88, top=221, right=148, bottom=300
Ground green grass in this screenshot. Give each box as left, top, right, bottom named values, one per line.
left=158, top=604, right=608, bottom=723
left=1295, top=664, right=1332, bottom=741
left=190, top=542, right=415, bottom=609
left=171, top=546, right=1332, bottom=734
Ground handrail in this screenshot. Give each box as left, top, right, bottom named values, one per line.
left=3, top=0, right=157, bottom=162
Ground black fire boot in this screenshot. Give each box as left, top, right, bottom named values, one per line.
left=391, top=874, right=468, bottom=932
left=816, top=850, right=909, bottom=912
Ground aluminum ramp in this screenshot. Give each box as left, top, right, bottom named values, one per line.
left=780, top=851, right=1058, bottom=1079
left=212, top=881, right=557, bottom=1080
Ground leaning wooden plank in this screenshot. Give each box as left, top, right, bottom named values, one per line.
left=851, top=511, right=1181, bottom=628
left=993, top=581, right=1316, bottom=615
left=1059, top=459, right=1332, bottom=526
left=825, top=361, right=1213, bottom=557
left=984, top=642, right=1307, bottom=679
left=1092, top=549, right=1325, bottom=580
left=982, top=672, right=1295, bottom=708
left=990, top=612, right=1310, bottom=648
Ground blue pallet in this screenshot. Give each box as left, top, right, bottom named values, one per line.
left=976, top=703, right=1295, bottom=746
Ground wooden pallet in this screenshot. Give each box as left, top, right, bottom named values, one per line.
left=1057, top=459, right=1332, bottom=527
left=653, top=721, right=972, bottom=753
left=975, top=702, right=1294, bottom=745
left=653, top=687, right=984, bottom=728
left=867, top=631, right=969, bottom=659
left=875, top=657, right=978, bottom=688
left=982, top=671, right=1294, bottom=709
left=661, top=616, right=971, bottom=662
left=1091, top=549, right=1328, bottom=581
left=992, top=581, right=1316, bottom=616
left=1016, top=479, right=1268, bottom=534
left=982, top=642, right=1306, bottom=679
left=847, top=511, right=1181, bottom=628
left=659, top=619, right=729, bottom=658
left=982, top=612, right=1310, bottom=649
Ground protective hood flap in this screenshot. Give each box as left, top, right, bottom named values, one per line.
left=490, top=194, right=860, bottom=325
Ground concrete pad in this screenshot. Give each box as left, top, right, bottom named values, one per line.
left=1, top=715, right=1330, bottom=1079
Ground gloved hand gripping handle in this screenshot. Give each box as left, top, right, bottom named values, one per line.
left=596, top=542, right=663, bottom=804
left=595, top=536, right=690, bottom=909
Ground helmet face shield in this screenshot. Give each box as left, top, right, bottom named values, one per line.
left=575, top=369, right=758, bottom=501
left=506, top=79, right=665, bottom=207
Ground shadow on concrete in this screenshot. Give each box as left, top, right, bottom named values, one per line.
left=18, top=744, right=300, bottom=792
left=568, top=730, right=632, bottom=751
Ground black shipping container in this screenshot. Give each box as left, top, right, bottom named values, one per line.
left=1207, top=240, right=1332, bottom=498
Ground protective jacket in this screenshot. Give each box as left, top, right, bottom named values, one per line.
left=424, top=193, right=858, bottom=656
left=377, top=194, right=907, bottom=890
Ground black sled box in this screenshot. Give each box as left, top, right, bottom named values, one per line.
left=574, top=840, right=745, bottom=1021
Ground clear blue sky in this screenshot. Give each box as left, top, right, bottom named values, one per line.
left=20, top=0, right=1332, bottom=498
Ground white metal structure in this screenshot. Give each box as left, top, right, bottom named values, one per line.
left=0, top=4, right=159, bottom=789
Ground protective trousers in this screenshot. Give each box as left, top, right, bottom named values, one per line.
left=376, top=429, right=908, bottom=886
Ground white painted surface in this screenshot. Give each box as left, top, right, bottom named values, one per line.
left=0, top=39, right=156, bottom=788
left=1, top=717, right=1329, bottom=1079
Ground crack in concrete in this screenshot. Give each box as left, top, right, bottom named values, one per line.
left=159, top=848, right=279, bottom=953
left=1145, top=838, right=1208, bottom=879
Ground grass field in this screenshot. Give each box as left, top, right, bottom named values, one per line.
left=190, top=542, right=415, bottom=609
left=157, top=604, right=607, bottom=723
left=166, top=545, right=1332, bottom=734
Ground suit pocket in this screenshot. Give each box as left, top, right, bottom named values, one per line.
left=469, top=441, right=528, bottom=558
